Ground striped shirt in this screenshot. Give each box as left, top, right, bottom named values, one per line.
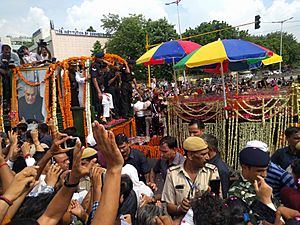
left=265, top=162, right=295, bottom=199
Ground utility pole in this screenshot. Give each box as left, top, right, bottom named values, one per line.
left=272, top=17, right=293, bottom=73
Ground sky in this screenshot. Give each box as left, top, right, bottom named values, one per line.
left=0, top=0, right=300, bottom=42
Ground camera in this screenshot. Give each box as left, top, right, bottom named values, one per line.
left=37, top=39, right=48, bottom=48
left=63, top=137, right=80, bottom=149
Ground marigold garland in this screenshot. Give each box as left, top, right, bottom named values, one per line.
left=62, top=61, right=73, bottom=127
left=56, top=69, right=66, bottom=128
left=8, top=53, right=127, bottom=132
left=10, top=71, right=19, bottom=127
left=82, top=60, right=88, bottom=142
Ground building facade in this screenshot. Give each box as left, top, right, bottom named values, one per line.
left=30, top=27, right=111, bottom=61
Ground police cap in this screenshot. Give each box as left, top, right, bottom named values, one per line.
left=239, top=147, right=270, bottom=167
left=81, top=147, right=97, bottom=159
left=95, top=52, right=104, bottom=58
left=183, top=136, right=208, bottom=152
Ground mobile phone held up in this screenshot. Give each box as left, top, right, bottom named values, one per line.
left=62, top=137, right=80, bottom=149
left=209, top=179, right=221, bottom=196
left=250, top=199, right=276, bottom=224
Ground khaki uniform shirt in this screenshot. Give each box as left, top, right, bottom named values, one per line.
left=161, top=163, right=220, bottom=205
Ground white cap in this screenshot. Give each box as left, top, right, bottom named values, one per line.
left=86, top=133, right=96, bottom=146
left=245, top=140, right=268, bottom=152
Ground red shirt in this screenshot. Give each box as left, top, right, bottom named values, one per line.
left=280, top=186, right=300, bottom=211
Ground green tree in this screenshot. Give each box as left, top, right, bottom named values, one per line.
left=248, top=32, right=300, bottom=67
left=101, top=13, right=121, bottom=34
left=103, top=14, right=179, bottom=80
left=86, top=26, right=96, bottom=32
left=144, top=18, right=179, bottom=81
left=91, top=40, right=104, bottom=56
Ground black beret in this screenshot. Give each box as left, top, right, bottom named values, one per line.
left=95, top=52, right=104, bottom=58
left=239, top=147, right=270, bottom=167
left=127, top=59, right=136, bottom=65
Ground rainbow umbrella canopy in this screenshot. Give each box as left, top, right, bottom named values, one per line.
left=173, top=39, right=276, bottom=118
left=174, top=39, right=274, bottom=71
left=136, top=40, right=201, bottom=65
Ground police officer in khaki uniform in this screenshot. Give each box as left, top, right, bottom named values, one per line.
left=161, top=136, right=220, bottom=217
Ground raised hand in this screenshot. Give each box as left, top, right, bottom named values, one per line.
left=8, top=143, right=21, bottom=162
left=180, top=198, right=191, bottom=213
left=68, top=199, right=86, bottom=219
left=30, top=129, right=39, bottom=143
left=3, top=166, right=39, bottom=202
left=8, top=131, right=18, bottom=146
left=254, top=175, right=273, bottom=204
left=154, top=215, right=174, bottom=225
left=48, top=133, right=72, bottom=156
left=69, top=140, right=96, bottom=183
left=92, top=121, right=124, bottom=171
left=140, top=193, right=155, bottom=208
left=91, top=166, right=104, bottom=189
left=21, top=141, right=31, bottom=157
left=48, top=118, right=64, bottom=140
left=45, top=163, right=63, bottom=187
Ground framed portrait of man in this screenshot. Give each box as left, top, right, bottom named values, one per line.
left=17, top=68, right=48, bottom=122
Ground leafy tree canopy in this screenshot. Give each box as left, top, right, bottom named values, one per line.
left=90, top=40, right=104, bottom=56
left=86, top=26, right=96, bottom=32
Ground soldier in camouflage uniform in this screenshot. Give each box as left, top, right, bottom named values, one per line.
left=228, top=146, right=280, bottom=224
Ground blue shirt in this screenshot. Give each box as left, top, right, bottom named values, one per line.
left=265, top=162, right=295, bottom=199
left=208, top=153, right=230, bottom=198
left=153, top=152, right=185, bottom=181
left=271, top=146, right=298, bottom=170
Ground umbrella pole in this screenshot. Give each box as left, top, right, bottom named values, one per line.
left=147, top=64, right=151, bottom=88
left=221, top=63, right=228, bottom=119
left=236, top=72, right=239, bottom=96
left=172, top=57, right=178, bottom=95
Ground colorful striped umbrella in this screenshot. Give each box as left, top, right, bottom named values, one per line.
left=173, top=39, right=277, bottom=118
left=136, top=40, right=201, bottom=65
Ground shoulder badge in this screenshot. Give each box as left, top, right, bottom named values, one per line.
left=205, top=163, right=217, bottom=171
left=169, top=164, right=181, bottom=172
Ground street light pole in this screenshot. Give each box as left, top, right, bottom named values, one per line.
left=272, top=17, right=293, bottom=73
left=176, top=1, right=182, bottom=39
left=279, top=21, right=283, bottom=73
left=166, top=0, right=182, bottom=39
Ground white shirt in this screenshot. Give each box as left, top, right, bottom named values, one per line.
left=134, top=101, right=145, bottom=117
left=23, top=52, right=42, bottom=64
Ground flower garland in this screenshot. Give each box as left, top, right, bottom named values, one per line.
left=13, top=66, right=54, bottom=87
left=109, top=118, right=136, bottom=138
left=241, top=98, right=275, bottom=110
left=10, top=71, right=19, bottom=127
left=56, top=69, right=66, bottom=128
left=52, top=69, right=58, bottom=126
left=85, top=61, right=93, bottom=137
left=82, top=60, right=89, bottom=141
left=0, top=76, right=3, bottom=131
left=61, top=61, right=73, bottom=127
left=103, top=53, right=127, bottom=67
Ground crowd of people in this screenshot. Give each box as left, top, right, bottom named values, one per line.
left=0, top=117, right=299, bottom=225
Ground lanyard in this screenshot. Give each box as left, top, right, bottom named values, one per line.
left=185, top=176, right=198, bottom=199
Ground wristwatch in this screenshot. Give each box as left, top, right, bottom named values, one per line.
left=64, top=173, right=79, bottom=188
